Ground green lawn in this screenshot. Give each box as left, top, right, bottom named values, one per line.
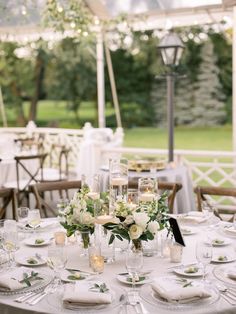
left=0, top=100, right=233, bottom=151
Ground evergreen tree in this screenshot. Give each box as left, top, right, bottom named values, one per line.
left=192, top=40, right=226, bottom=126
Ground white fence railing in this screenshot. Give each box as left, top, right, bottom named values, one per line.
left=1, top=126, right=236, bottom=208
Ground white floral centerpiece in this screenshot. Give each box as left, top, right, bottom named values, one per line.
left=60, top=185, right=98, bottom=248
left=104, top=192, right=169, bottom=251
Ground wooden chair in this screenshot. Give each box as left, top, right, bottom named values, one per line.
left=14, top=136, right=44, bottom=154
left=128, top=179, right=182, bottom=213
left=4, top=153, right=48, bottom=207
left=30, top=180, right=81, bottom=217
left=0, top=187, right=17, bottom=219
left=39, top=144, right=71, bottom=182
left=194, top=186, right=236, bottom=221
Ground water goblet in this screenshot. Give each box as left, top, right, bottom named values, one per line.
left=28, top=209, right=41, bottom=233
left=47, top=245, right=67, bottom=288
left=17, top=207, right=29, bottom=223
left=125, top=249, right=143, bottom=299
left=2, top=230, right=19, bottom=268
left=196, top=240, right=212, bottom=283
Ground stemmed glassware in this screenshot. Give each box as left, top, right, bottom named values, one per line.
left=17, top=207, right=29, bottom=223
left=27, top=209, right=41, bottom=233
left=196, top=240, right=212, bottom=283
left=2, top=220, right=19, bottom=268
left=47, top=245, right=67, bottom=288
left=125, top=249, right=143, bottom=298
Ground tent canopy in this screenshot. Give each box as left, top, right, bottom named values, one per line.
left=0, top=0, right=235, bottom=40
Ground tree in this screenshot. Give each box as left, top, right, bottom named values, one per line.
left=192, top=39, right=226, bottom=126
left=44, top=38, right=96, bottom=124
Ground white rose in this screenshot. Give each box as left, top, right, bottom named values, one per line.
left=148, top=221, right=159, bottom=235
left=129, top=224, right=143, bottom=240
left=79, top=212, right=94, bottom=225
left=133, top=212, right=149, bottom=230
left=124, top=215, right=134, bottom=225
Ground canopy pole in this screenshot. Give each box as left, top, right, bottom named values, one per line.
left=0, top=86, right=7, bottom=127
left=233, top=7, right=236, bottom=156
left=104, top=39, right=122, bottom=128
left=96, top=31, right=105, bottom=128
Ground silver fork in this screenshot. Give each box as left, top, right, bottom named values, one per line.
left=215, top=282, right=236, bottom=305
left=27, top=283, right=57, bottom=306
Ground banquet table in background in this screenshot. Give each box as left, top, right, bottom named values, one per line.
left=100, top=165, right=196, bottom=213
left=0, top=218, right=235, bottom=314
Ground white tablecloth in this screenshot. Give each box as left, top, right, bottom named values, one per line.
left=100, top=165, right=196, bottom=213
left=0, top=218, right=235, bottom=314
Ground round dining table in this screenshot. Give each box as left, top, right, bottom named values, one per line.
left=0, top=216, right=235, bottom=314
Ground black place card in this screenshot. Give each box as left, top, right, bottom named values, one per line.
left=168, top=217, right=185, bottom=247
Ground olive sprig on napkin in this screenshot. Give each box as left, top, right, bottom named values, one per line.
left=176, top=278, right=193, bottom=288
left=89, top=283, right=109, bottom=293
left=18, top=271, right=43, bottom=287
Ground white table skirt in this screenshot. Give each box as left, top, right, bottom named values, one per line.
left=0, top=218, right=235, bottom=314
left=100, top=165, right=196, bottom=213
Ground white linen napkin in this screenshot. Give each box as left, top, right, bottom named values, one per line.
left=151, top=278, right=211, bottom=303
left=179, top=212, right=210, bottom=224
left=63, top=283, right=112, bottom=306
left=0, top=267, right=33, bottom=291
left=228, top=269, right=236, bottom=280
left=224, top=226, right=236, bottom=236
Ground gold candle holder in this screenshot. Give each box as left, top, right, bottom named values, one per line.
left=90, top=255, right=104, bottom=273
left=54, top=231, right=66, bottom=245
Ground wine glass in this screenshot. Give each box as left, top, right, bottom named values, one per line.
left=17, top=207, right=29, bottom=223
left=47, top=245, right=67, bottom=288
left=196, top=240, right=212, bottom=283
left=28, top=209, right=41, bottom=233
left=2, top=230, right=19, bottom=268
left=125, top=249, right=143, bottom=299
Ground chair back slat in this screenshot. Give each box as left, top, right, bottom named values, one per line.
left=30, top=180, right=81, bottom=217
left=0, top=188, right=17, bottom=219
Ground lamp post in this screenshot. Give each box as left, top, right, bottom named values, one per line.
left=158, top=32, right=184, bottom=162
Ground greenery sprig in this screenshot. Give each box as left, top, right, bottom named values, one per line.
left=89, top=283, right=109, bottom=293
left=18, top=271, right=43, bottom=287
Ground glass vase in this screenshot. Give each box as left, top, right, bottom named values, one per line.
left=80, top=230, right=90, bottom=257
left=131, top=239, right=143, bottom=252
left=109, top=158, right=128, bottom=215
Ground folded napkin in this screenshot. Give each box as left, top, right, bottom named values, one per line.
left=224, top=226, right=236, bottom=236
left=0, top=267, right=33, bottom=291
left=179, top=212, right=210, bottom=224
left=63, top=283, right=112, bottom=306
left=228, top=269, right=236, bottom=280
left=151, top=278, right=211, bottom=303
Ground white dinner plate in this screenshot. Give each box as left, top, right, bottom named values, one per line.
left=16, top=255, right=47, bottom=266
left=173, top=265, right=203, bottom=277
left=116, top=274, right=152, bottom=285
left=211, top=254, right=236, bottom=263
left=24, top=237, right=52, bottom=247
left=180, top=227, right=197, bottom=235
left=61, top=270, right=91, bottom=283
left=222, top=225, right=236, bottom=237
left=140, top=279, right=220, bottom=310
left=213, top=265, right=236, bottom=287
left=207, top=238, right=231, bottom=247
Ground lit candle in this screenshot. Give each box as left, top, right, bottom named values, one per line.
left=90, top=255, right=104, bottom=273
left=111, top=177, right=128, bottom=186
left=95, top=215, right=113, bottom=224
left=127, top=202, right=137, bottom=210
left=87, top=192, right=100, bottom=200
left=54, top=231, right=66, bottom=245
left=139, top=193, right=155, bottom=202
left=169, top=242, right=183, bottom=263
